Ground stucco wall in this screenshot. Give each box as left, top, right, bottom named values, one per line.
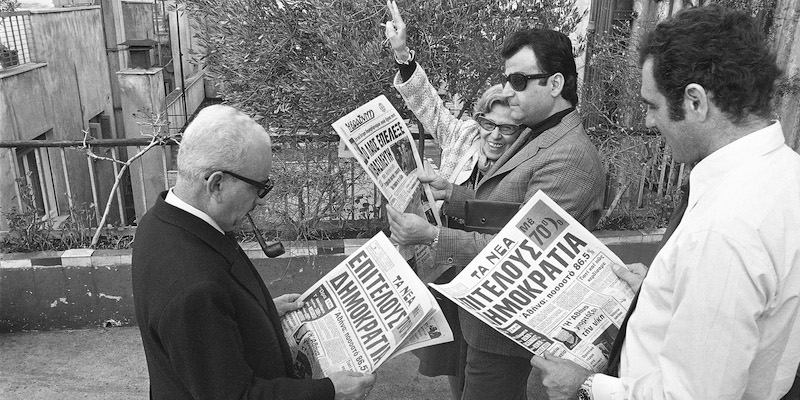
left=30, top=7, right=113, bottom=136
left=122, top=0, right=156, bottom=41
left=772, top=0, right=800, bottom=151
left=0, top=232, right=662, bottom=333
left=0, top=7, right=115, bottom=229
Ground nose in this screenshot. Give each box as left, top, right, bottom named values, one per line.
left=502, top=82, right=515, bottom=97
left=489, top=127, right=503, bottom=140
left=645, top=110, right=655, bottom=129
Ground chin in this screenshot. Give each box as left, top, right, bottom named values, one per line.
left=485, top=150, right=503, bottom=160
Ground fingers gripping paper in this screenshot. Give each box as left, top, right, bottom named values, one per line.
left=430, top=191, right=635, bottom=371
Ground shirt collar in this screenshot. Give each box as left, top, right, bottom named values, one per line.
left=165, top=188, right=225, bottom=234
left=688, top=121, right=785, bottom=210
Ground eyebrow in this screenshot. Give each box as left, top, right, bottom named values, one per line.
left=640, top=97, right=656, bottom=107
left=479, top=115, right=517, bottom=126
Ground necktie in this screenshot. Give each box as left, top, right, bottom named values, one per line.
left=605, top=183, right=690, bottom=376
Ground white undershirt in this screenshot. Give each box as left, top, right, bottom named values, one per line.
left=165, top=188, right=224, bottom=234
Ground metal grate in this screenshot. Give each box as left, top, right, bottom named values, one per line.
left=0, top=11, right=35, bottom=70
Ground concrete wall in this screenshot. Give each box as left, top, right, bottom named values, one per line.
left=168, top=1, right=204, bottom=99
left=117, top=67, right=168, bottom=216
left=0, top=7, right=115, bottom=229
left=0, top=65, right=53, bottom=217
left=0, top=232, right=663, bottom=333
left=122, top=0, right=155, bottom=41
left=772, top=0, right=800, bottom=151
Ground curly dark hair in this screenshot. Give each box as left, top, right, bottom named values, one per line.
left=500, top=29, right=579, bottom=106
left=639, top=4, right=781, bottom=123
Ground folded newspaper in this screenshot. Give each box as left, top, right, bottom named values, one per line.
left=332, top=95, right=443, bottom=281
left=332, top=94, right=441, bottom=226
left=280, top=232, right=453, bottom=379
left=430, top=191, right=635, bottom=371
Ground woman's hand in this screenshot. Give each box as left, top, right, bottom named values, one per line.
left=384, top=0, right=410, bottom=61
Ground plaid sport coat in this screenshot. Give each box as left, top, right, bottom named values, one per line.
left=436, top=109, right=606, bottom=357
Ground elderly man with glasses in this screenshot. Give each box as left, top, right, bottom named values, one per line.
left=388, top=28, right=605, bottom=400
left=132, top=104, right=376, bottom=400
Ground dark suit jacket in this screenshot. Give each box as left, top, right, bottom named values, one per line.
left=132, top=192, right=334, bottom=400
left=436, top=110, right=606, bottom=357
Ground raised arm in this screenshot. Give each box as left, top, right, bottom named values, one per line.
left=383, top=0, right=478, bottom=154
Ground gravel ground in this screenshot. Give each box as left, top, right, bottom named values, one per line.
left=0, top=326, right=453, bottom=400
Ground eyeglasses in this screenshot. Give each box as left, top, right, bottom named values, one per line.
left=221, top=170, right=274, bottom=198
left=475, top=115, right=521, bottom=136
left=504, top=72, right=554, bottom=92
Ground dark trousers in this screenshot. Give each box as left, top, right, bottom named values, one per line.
left=461, top=345, right=546, bottom=400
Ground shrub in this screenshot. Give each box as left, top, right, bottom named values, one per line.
left=180, top=0, right=585, bottom=238
left=581, top=24, right=685, bottom=230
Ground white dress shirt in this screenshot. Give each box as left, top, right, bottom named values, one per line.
left=592, top=122, right=800, bottom=399
left=165, top=188, right=225, bottom=234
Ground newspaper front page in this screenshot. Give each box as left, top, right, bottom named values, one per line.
left=332, top=95, right=441, bottom=226
left=333, top=95, right=445, bottom=283
left=430, top=191, right=635, bottom=371
left=280, top=232, right=452, bottom=378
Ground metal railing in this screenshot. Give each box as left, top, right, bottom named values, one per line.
left=0, top=11, right=35, bottom=70
left=1, top=138, right=179, bottom=227
left=0, top=136, right=383, bottom=238
left=1, top=133, right=686, bottom=236
left=166, top=72, right=206, bottom=134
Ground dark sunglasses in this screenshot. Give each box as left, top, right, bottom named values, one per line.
left=475, top=114, right=521, bottom=136
left=220, top=170, right=274, bottom=198
left=504, top=72, right=554, bottom=92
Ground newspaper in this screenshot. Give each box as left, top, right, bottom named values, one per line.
left=430, top=191, right=635, bottom=371
left=332, top=95, right=441, bottom=226
left=280, top=232, right=453, bottom=378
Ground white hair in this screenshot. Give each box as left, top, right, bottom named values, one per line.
left=177, top=104, right=270, bottom=181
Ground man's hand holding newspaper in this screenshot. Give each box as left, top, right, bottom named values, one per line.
left=529, top=262, right=647, bottom=400
left=279, top=232, right=453, bottom=380
left=429, top=190, right=636, bottom=372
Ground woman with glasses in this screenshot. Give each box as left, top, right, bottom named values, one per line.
left=384, top=1, right=520, bottom=189
left=382, top=2, right=521, bottom=399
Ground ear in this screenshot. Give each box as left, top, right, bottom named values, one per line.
left=549, top=72, right=565, bottom=98
left=683, top=83, right=709, bottom=121
left=205, top=171, right=226, bottom=202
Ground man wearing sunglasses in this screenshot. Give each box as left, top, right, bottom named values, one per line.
left=132, top=105, right=376, bottom=400
left=388, top=29, right=605, bottom=400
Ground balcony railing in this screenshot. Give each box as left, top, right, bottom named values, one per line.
left=0, top=136, right=384, bottom=239
left=0, top=11, right=35, bottom=70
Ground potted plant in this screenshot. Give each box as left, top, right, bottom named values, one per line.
left=1, top=0, right=21, bottom=68
left=0, top=43, right=19, bottom=68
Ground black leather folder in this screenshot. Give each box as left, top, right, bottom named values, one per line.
left=463, top=200, right=522, bottom=234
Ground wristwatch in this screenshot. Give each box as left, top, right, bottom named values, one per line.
left=394, top=48, right=416, bottom=65
left=429, top=226, right=440, bottom=248
left=577, top=374, right=595, bottom=400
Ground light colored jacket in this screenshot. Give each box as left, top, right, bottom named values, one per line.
left=393, top=65, right=480, bottom=185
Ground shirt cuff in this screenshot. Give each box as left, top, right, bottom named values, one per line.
left=591, top=373, right=626, bottom=400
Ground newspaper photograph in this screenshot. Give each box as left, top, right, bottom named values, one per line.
left=280, top=232, right=452, bottom=378
left=332, top=95, right=441, bottom=226
left=392, top=306, right=452, bottom=357
left=430, top=191, right=635, bottom=371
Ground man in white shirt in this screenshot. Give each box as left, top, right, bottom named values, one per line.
left=529, top=5, right=800, bottom=399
